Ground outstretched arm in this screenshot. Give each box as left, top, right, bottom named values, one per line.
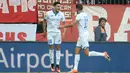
left=42, top=19, right=47, bottom=37
left=59, top=20, right=79, bottom=29
left=62, top=21, right=67, bottom=34
left=43, top=20, right=47, bottom=32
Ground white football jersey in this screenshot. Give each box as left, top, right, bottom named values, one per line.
left=44, top=9, right=65, bottom=33
left=76, top=12, right=89, bottom=37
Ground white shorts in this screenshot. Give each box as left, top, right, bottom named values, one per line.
left=76, top=31, right=89, bottom=49
left=47, top=32, right=61, bottom=45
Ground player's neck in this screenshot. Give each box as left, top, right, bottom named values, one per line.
left=53, top=8, right=59, bottom=13
left=78, top=10, right=83, bottom=14
left=99, top=24, right=105, bottom=28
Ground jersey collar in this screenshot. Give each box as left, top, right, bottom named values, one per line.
left=52, top=8, right=59, bottom=16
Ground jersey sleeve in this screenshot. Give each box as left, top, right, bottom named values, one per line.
left=76, top=14, right=81, bottom=21
left=61, top=13, right=66, bottom=22
left=44, top=12, right=48, bottom=20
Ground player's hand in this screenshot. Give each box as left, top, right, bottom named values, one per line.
left=59, top=25, right=65, bottom=29
left=43, top=32, right=47, bottom=38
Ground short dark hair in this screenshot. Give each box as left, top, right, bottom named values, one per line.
left=76, top=4, right=83, bottom=10
left=53, top=2, right=60, bottom=6
left=99, top=17, right=107, bottom=24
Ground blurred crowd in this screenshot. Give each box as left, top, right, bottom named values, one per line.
left=77, top=0, right=130, bottom=4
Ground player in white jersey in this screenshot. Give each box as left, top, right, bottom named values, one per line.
left=43, top=2, right=66, bottom=73
left=59, top=4, right=110, bottom=73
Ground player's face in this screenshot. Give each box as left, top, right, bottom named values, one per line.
left=54, top=4, right=60, bottom=12
left=101, top=20, right=106, bottom=27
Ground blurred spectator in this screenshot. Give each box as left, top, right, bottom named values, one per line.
left=79, top=0, right=129, bottom=4
left=76, top=0, right=82, bottom=3
left=81, top=0, right=87, bottom=4
left=94, top=17, right=107, bottom=42
left=91, top=0, right=95, bottom=4
left=128, top=0, right=130, bottom=4
left=98, top=0, right=106, bottom=4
